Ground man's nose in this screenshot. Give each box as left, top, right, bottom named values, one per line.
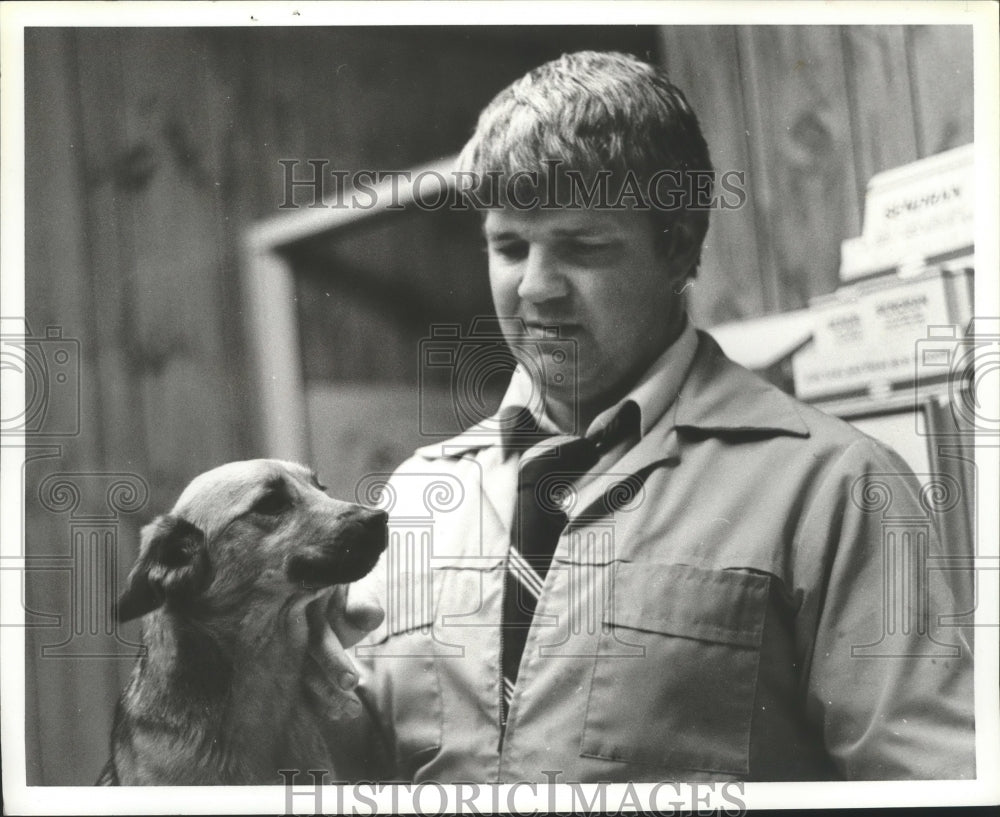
left=516, top=247, right=568, bottom=303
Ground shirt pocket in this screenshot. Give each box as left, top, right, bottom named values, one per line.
left=580, top=561, right=769, bottom=776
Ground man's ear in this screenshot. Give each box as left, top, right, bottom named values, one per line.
left=116, top=515, right=210, bottom=623
left=661, top=218, right=703, bottom=282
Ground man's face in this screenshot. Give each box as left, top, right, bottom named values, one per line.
left=484, top=206, right=685, bottom=426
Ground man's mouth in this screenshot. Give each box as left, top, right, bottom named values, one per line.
left=522, top=320, right=582, bottom=338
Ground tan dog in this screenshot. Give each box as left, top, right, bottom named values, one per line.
left=97, top=459, right=387, bottom=785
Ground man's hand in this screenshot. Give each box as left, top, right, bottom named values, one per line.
left=302, top=584, right=384, bottom=721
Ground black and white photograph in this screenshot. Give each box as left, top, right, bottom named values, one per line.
left=1, top=1, right=998, bottom=814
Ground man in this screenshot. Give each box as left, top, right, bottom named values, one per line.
left=313, top=51, right=975, bottom=782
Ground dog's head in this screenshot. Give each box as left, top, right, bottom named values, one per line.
left=116, top=459, right=388, bottom=623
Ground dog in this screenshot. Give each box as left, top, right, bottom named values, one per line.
left=97, top=459, right=387, bottom=785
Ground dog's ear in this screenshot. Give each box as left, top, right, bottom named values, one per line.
left=116, top=515, right=210, bottom=623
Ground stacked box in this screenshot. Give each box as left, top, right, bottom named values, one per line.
left=792, top=266, right=973, bottom=402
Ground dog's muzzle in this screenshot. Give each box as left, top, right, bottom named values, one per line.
left=286, top=507, right=388, bottom=588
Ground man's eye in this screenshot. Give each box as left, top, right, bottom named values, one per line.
left=490, top=241, right=528, bottom=261
left=567, top=240, right=611, bottom=257
left=251, top=489, right=292, bottom=516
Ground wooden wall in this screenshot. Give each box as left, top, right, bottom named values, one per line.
left=660, top=25, right=974, bottom=326
left=22, top=25, right=972, bottom=785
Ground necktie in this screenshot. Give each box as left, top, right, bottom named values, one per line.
left=499, top=403, right=638, bottom=731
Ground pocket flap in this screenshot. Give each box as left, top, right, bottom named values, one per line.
left=606, top=561, right=769, bottom=647
left=431, top=555, right=505, bottom=571
left=360, top=589, right=437, bottom=645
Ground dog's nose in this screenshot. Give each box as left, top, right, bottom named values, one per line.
left=360, top=508, right=389, bottom=531
left=357, top=508, right=388, bottom=554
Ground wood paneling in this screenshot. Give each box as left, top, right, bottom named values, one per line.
left=840, top=27, right=920, bottom=201
left=659, top=26, right=768, bottom=325
left=664, top=24, right=973, bottom=323
left=23, top=29, right=102, bottom=787
left=737, top=26, right=863, bottom=312
left=24, top=29, right=144, bottom=786
left=25, top=28, right=260, bottom=784
left=116, top=29, right=248, bottom=494
left=906, top=26, right=975, bottom=157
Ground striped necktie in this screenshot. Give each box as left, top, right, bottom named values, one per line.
left=499, top=403, right=638, bottom=731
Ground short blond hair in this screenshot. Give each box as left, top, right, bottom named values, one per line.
left=457, top=51, right=713, bottom=277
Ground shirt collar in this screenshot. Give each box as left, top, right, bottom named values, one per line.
left=416, top=323, right=808, bottom=460
left=589, top=317, right=698, bottom=439
left=672, top=331, right=810, bottom=436
left=497, top=317, right=698, bottom=441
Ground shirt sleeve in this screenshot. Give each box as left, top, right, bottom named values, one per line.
left=795, top=438, right=975, bottom=780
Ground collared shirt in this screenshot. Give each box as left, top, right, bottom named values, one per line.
left=351, top=331, right=975, bottom=783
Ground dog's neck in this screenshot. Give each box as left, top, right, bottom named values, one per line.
left=132, top=599, right=304, bottom=725
left=137, top=607, right=240, bottom=704
left=120, top=602, right=316, bottom=783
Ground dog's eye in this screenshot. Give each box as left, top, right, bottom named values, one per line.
left=250, top=488, right=292, bottom=516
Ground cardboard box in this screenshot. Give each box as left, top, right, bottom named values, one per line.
left=792, top=266, right=973, bottom=402
left=840, top=144, right=974, bottom=281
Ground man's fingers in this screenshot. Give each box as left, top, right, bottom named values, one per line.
left=281, top=588, right=328, bottom=654
left=303, top=654, right=363, bottom=721
left=343, top=584, right=385, bottom=634
left=326, top=584, right=385, bottom=648
left=307, top=594, right=359, bottom=690
left=301, top=583, right=383, bottom=705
